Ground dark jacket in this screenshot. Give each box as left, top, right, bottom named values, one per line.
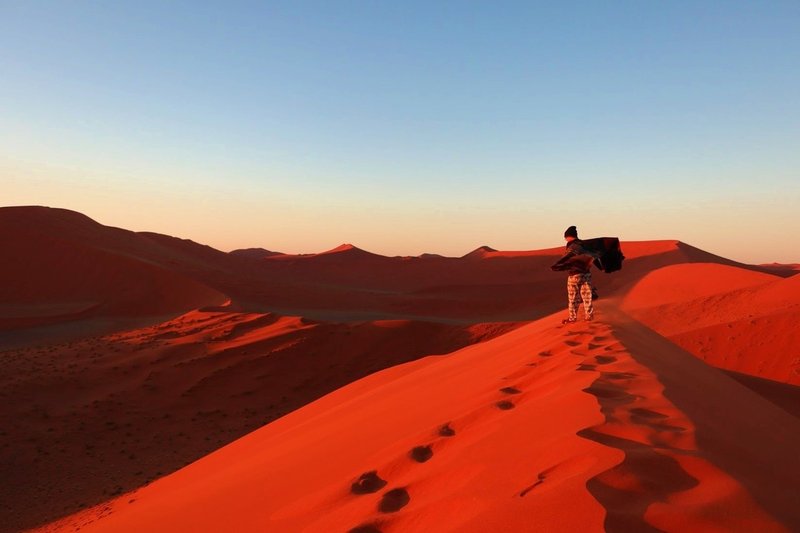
left=551, top=237, right=625, bottom=275
left=551, top=239, right=594, bottom=275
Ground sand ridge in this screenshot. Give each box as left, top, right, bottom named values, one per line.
left=0, top=306, right=517, bottom=532
left=3, top=206, right=799, bottom=532
left=623, top=263, right=800, bottom=384
left=40, top=308, right=800, bottom=532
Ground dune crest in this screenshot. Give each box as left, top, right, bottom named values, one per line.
left=3, top=206, right=798, bottom=532
left=43, top=308, right=800, bottom=532
left=622, top=262, right=777, bottom=309
left=623, top=263, right=800, bottom=384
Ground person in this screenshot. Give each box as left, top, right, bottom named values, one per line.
left=551, top=225, right=596, bottom=324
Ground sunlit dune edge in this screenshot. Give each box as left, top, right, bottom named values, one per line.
left=623, top=263, right=800, bottom=385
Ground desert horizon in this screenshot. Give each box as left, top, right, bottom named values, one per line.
left=1, top=205, right=799, bottom=532
left=3, top=2, right=799, bottom=531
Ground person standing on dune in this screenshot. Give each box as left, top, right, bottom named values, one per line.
left=551, top=225, right=596, bottom=324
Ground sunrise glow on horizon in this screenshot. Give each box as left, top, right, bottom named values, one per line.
left=2, top=2, right=799, bottom=263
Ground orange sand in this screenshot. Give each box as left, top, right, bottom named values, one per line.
left=624, top=264, right=800, bottom=384
left=1, top=206, right=798, bottom=532
left=41, top=309, right=800, bottom=532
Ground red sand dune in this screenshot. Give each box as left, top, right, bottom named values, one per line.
left=621, top=262, right=777, bottom=309
left=758, top=263, right=800, bottom=276
left=2, top=207, right=771, bottom=330
left=228, top=247, right=285, bottom=259
left=2, top=206, right=799, bottom=532
left=623, top=263, right=800, bottom=384
left=41, top=308, right=800, bottom=532
left=0, top=207, right=226, bottom=333
left=0, top=306, right=516, bottom=533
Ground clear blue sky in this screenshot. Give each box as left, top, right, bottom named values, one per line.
left=2, top=1, right=798, bottom=262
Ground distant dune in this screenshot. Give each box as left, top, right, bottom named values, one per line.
left=622, top=263, right=776, bottom=309
left=623, top=264, right=800, bottom=385
left=1, top=206, right=798, bottom=532
left=0, top=207, right=227, bottom=333
left=228, top=247, right=284, bottom=259
left=757, top=262, right=800, bottom=277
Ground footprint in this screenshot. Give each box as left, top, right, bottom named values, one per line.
left=410, top=445, right=433, bottom=463
left=438, top=423, right=456, bottom=437
left=604, top=372, right=638, bottom=380
left=538, top=350, right=553, bottom=357
left=594, top=355, right=617, bottom=365
left=583, top=384, right=632, bottom=400
left=564, top=340, right=581, bottom=347
left=576, top=364, right=596, bottom=371
left=563, top=331, right=581, bottom=336
left=629, top=408, right=669, bottom=419
left=379, top=488, right=410, bottom=513
left=499, top=386, right=521, bottom=395
left=593, top=336, right=608, bottom=342
left=629, top=409, right=687, bottom=433
left=496, top=400, right=515, bottom=410
left=587, top=343, right=604, bottom=350
left=519, top=473, right=546, bottom=497
left=653, top=423, right=688, bottom=433
left=351, top=471, right=387, bottom=494
left=349, top=525, right=381, bottom=533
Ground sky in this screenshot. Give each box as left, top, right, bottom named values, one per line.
left=2, top=1, right=799, bottom=262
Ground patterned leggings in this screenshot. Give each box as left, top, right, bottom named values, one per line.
left=567, top=273, right=594, bottom=320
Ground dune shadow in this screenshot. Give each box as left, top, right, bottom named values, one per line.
left=594, top=355, right=617, bottom=365
left=607, top=310, right=800, bottom=530
left=349, top=522, right=383, bottom=533
left=578, top=427, right=698, bottom=532
left=580, top=372, right=698, bottom=532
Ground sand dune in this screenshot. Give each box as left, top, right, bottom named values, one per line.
left=759, top=263, right=800, bottom=276
left=622, top=262, right=777, bottom=309
left=2, top=207, right=759, bottom=330
left=228, top=247, right=285, bottom=259
left=42, top=308, right=800, bottom=532
left=3, top=207, right=570, bottom=328
left=0, top=307, right=516, bottom=533
left=2, top=206, right=799, bottom=532
left=0, top=207, right=226, bottom=333
left=623, top=263, right=800, bottom=384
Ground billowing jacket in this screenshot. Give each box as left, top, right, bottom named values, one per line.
left=551, top=237, right=625, bottom=275
left=551, top=240, right=595, bottom=275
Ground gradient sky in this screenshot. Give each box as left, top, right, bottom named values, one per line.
left=2, top=1, right=799, bottom=262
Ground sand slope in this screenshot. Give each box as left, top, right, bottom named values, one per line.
left=623, top=264, right=800, bottom=384
left=0, top=307, right=516, bottom=533
left=4, top=208, right=773, bottom=331
left=44, top=307, right=800, bottom=532
left=0, top=207, right=226, bottom=332
left=4, top=206, right=799, bottom=532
